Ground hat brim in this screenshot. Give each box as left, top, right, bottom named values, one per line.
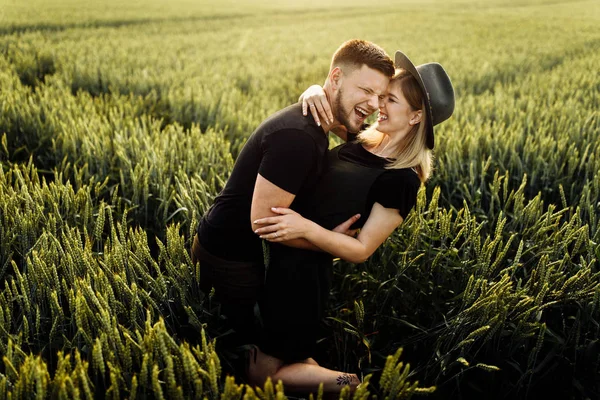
left=394, top=51, right=435, bottom=149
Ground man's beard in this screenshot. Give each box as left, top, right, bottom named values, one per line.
left=334, top=88, right=360, bottom=134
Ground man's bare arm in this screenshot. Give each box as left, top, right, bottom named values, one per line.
left=250, top=173, right=320, bottom=251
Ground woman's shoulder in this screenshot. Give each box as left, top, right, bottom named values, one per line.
left=379, top=168, right=421, bottom=186
left=372, top=169, right=421, bottom=202
left=370, top=168, right=421, bottom=218
left=336, top=141, right=389, bottom=168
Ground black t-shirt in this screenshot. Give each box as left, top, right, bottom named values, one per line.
left=337, top=141, right=421, bottom=220
left=198, top=103, right=328, bottom=262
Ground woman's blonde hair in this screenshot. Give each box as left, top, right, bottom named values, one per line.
left=357, top=68, right=433, bottom=182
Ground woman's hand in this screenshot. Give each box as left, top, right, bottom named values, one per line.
left=254, top=208, right=361, bottom=243
left=254, top=207, right=313, bottom=242
left=299, top=85, right=333, bottom=127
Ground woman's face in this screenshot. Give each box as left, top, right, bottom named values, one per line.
left=376, top=80, right=422, bottom=140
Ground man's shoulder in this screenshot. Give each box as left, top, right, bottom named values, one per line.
left=256, top=103, right=324, bottom=141
left=264, top=103, right=304, bottom=125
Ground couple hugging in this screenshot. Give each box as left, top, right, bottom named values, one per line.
left=191, top=39, right=455, bottom=394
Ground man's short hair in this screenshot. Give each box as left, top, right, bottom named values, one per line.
left=331, top=39, right=395, bottom=78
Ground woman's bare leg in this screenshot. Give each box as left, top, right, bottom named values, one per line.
left=247, top=348, right=359, bottom=393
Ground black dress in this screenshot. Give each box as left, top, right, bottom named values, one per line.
left=258, top=142, right=420, bottom=362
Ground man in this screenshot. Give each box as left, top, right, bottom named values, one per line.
left=191, top=39, right=394, bottom=348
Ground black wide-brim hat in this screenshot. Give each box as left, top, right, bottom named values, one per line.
left=394, top=51, right=455, bottom=149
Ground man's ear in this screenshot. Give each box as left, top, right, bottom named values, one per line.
left=410, top=110, right=423, bottom=126
left=328, top=67, right=343, bottom=90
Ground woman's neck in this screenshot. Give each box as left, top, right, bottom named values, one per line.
left=364, top=132, right=400, bottom=159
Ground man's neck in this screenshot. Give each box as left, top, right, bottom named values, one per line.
left=320, top=120, right=342, bottom=134
left=321, top=120, right=352, bottom=142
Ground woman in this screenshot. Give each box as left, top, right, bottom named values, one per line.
left=247, top=51, right=455, bottom=393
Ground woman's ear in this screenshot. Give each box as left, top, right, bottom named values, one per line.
left=409, top=110, right=423, bottom=126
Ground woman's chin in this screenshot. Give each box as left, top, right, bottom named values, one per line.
left=376, top=123, right=391, bottom=134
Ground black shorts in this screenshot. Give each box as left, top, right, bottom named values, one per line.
left=192, top=234, right=264, bottom=345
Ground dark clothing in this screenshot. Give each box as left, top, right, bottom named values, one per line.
left=337, top=141, right=421, bottom=221
left=191, top=235, right=263, bottom=344
left=259, top=142, right=420, bottom=362
left=259, top=246, right=332, bottom=362
left=198, top=103, right=329, bottom=263
left=293, top=141, right=420, bottom=231
left=193, top=103, right=328, bottom=352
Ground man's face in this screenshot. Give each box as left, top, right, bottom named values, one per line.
left=332, top=65, right=390, bottom=133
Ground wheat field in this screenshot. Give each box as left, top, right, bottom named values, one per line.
left=1, top=0, right=599, bottom=398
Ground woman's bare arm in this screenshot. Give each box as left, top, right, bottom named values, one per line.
left=299, top=84, right=333, bottom=126
left=254, top=203, right=404, bottom=263
left=256, top=212, right=362, bottom=252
